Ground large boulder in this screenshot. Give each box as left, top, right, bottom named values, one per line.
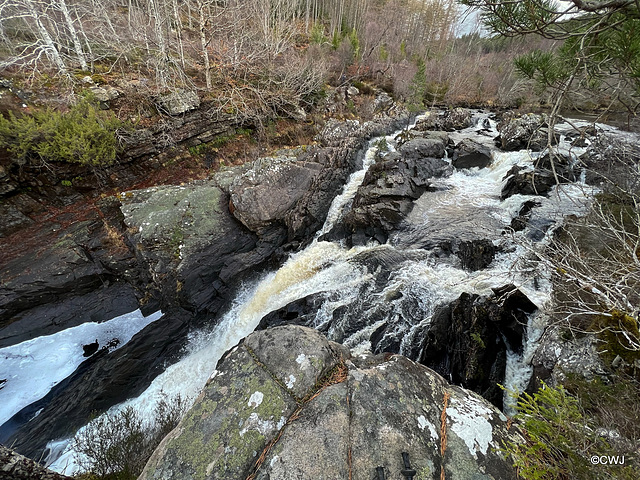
left=500, top=165, right=557, bottom=200
left=415, top=108, right=473, bottom=132
left=452, top=138, right=493, bottom=169
left=495, top=113, right=557, bottom=152
left=455, top=238, right=497, bottom=271
left=140, top=326, right=520, bottom=480
left=155, top=90, right=200, bottom=116
left=398, top=136, right=447, bottom=160
left=229, top=156, right=322, bottom=235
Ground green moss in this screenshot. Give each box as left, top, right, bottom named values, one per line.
left=591, top=309, right=640, bottom=363
left=470, top=332, right=486, bottom=349
left=160, top=350, right=295, bottom=480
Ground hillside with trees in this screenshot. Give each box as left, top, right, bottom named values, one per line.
left=1, top=2, right=640, bottom=480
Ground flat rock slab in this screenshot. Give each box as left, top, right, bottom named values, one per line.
left=141, top=326, right=520, bottom=480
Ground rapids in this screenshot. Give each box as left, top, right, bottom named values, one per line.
left=20, top=110, right=598, bottom=473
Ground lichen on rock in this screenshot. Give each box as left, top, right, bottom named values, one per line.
left=140, top=326, right=521, bottom=480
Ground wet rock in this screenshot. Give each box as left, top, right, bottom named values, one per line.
left=418, top=286, right=537, bottom=407
left=509, top=200, right=541, bottom=232
left=155, top=89, right=200, bottom=115
left=0, top=444, right=71, bottom=480
left=495, top=112, right=557, bottom=152
left=451, top=138, right=492, bottom=169
left=500, top=165, right=556, bottom=199
left=285, top=115, right=411, bottom=243
left=140, top=326, right=520, bottom=480
left=455, top=239, right=496, bottom=271
left=82, top=339, right=99, bottom=357
left=398, top=136, right=447, bottom=160
left=256, top=293, right=327, bottom=331
left=535, top=152, right=577, bottom=182
left=415, top=108, right=473, bottom=132
left=571, top=137, right=589, bottom=147
left=0, top=220, right=127, bottom=330
left=333, top=155, right=452, bottom=245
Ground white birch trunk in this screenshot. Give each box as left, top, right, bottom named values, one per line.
left=57, top=0, right=88, bottom=70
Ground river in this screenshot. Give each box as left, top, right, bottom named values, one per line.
left=1, top=110, right=600, bottom=474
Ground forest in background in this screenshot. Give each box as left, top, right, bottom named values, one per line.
left=0, top=0, right=562, bottom=116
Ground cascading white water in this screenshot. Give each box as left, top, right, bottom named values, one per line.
left=47, top=111, right=600, bottom=473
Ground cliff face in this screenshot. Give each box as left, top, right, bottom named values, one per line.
left=140, top=326, right=521, bottom=480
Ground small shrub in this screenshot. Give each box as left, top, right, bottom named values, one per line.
left=0, top=94, right=125, bottom=167
left=310, top=23, right=326, bottom=45
left=502, top=382, right=638, bottom=479
left=72, top=394, right=187, bottom=480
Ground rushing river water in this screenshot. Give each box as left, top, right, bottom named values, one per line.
left=1, top=111, right=600, bottom=474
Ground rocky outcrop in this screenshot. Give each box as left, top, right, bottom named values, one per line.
left=0, top=198, right=142, bottom=345
left=455, top=239, right=497, bottom=271
left=229, top=156, right=323, bottom=235
left=0, top=445, right=71, bottom=480
left=335, top=154, right=452, bottom=245
left=495, top=112, right=557, bottom=152
left=323, top=132, right=452, bottom=246
left=140, top=326, right=520, bottom=480
left=415, top=108, right=473, bottom=132
left=119, top=115, right=410, bottom=315
left=579, top=134, right=640, bottom=191
left=528, top=325, right=607, bottom=392
left=416, top=286, right=537, bottom=407
left=500, top=150, right=578, bottom=200
left=155, top=90, right=200, bottom=116
left=500, top=165, right=556, bottom=199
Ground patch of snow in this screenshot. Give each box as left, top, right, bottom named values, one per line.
left=285, top=375, right=296, bottom=389
left=0, top=309, right=162, bottom=426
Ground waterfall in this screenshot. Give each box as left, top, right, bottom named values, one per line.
left=44, top=111, right=601, bottom=473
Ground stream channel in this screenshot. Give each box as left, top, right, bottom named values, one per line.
left=0, top=111, right=602, bottom=474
